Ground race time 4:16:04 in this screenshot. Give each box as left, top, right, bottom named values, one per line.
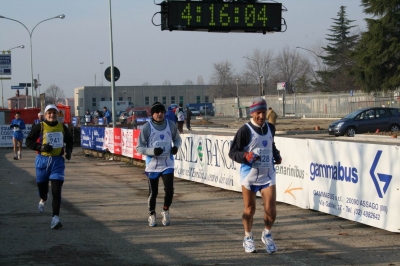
left=161, top=1, right=282, bottom=33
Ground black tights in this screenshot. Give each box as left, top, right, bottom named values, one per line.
left=37, top=180, right=64, bottom=217
left=147, top=173, right=174, bottom=214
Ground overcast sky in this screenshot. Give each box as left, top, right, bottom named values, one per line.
left=1, top=0, right=368, bottom=101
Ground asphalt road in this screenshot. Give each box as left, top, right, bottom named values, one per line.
left=1, top=147, right=400, bottom=266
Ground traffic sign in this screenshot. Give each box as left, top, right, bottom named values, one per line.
left=104, top=66, right=120, bottom=82
left=0, top=54, right=11, bottom=75
left=11, top=86, right=24, bottom=90
left=19, top=83, right=31, bottom=87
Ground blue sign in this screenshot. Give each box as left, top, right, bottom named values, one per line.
left=11, top=86, right=24, bottom=90
left=72, top=117, right=78, bottom=127
left=370, top=150, right=392, bottom=198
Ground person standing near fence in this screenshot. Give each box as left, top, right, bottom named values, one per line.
left=175, top=103, right=185, bottom=133
left=25, top=104, right=73, bottom=229
left=185, top=107, right=192, bottom=131
left=228, top=97, right=282, bottom=254
left=136, top=102, right=182, bottom=227
left=10, top=112, right=26, bottom=160
left=266, top=107, right=278, bottom=125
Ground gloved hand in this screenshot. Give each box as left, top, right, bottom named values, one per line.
left=171, top=146, right=178, bottom=155
left=40, top=143, right=53, bottom=152
left=65, top=152, right=71, bottom=161
left=154, top=147, right=163, bottom=156
left=10, top=124, right=19, bottom=128
left=244, top=151, right=259, bottom=164
left=273, top=149, right=282, bottom=164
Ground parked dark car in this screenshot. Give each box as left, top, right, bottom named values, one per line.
left=328, top=107, right=400, bottom=137
left=199, top=106, right=214, bottom=116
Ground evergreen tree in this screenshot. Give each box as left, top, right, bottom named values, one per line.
left=314, top=6, right=359, bottom=92
left=354, top=0, right=400, bottom=92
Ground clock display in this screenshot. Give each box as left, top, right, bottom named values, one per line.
left=161, top=1, right=282, bottom=34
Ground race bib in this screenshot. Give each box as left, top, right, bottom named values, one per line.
left=46, top=132, right=64, bottom=148
left=154, top=141, right=171, bottom=156
left=253, top=148, right=272, bottom=168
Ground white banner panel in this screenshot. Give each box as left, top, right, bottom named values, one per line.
left=121, top=128, right=133, bottom=158
left=308, top=139, right=400, bottom=232
left=174, top=133, right=242, bottom=192
left=103, top=128, right=114, bottom=153
left=0, top=124, right=33, bottom=147
left=275, top=137, right=309, bottom=209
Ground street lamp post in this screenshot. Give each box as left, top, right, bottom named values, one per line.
left=1, top=45, right=24, bottom=108
left=0, top=14, right=65, bottom=108
left=100, top=62, right=104, bottom=86
left=236, top=78, right=240, bottom=107
left=259, top=76, right=264, bottom=96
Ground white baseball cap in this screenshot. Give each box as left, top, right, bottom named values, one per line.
left=44, top=104, right=59, bottom=113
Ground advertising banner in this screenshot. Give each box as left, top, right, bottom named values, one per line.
left=133, top=129, right=142, bottom=160
left=113, top=128, right=122, bottom=155
left=121, top=128, right=133, bottom=158
left=275, top=137, right=309, bottom=209
left=81, top=126, right=93, bottom=149
left=103, top=128, right=114, bottom=153
left=92, top=127, right=105, bottom=151
left=0, top=124, right=33, bottom=147
left=308, top=140, right=400, bottom=232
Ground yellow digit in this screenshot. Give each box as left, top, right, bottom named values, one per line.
left=258, top=5, right=268, bottom=26
left=209, top=4, right=215, bottom=26
left=196, top=6, right=201, bottom=23
left=182, top=3, right=192, bottom=25
left=245, top=5, right=255, bottom=26
left=234, top=7, right=239, bottom=24
left=220, top=4, right=230, bottom=26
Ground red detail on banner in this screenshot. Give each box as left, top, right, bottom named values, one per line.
left=133, top=129, right=142, bottom=160
left=114, top=128, right=122, bottom=155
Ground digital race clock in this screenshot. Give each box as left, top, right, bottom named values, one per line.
left=161, top=1, right=282, bottom=34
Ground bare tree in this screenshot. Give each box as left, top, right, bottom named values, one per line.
left=196, top=75, right=205, bottom=85
left=273, top=46, right=310, bottom=94
left=242, top=48, right=276, bottom=94
left=45, top=84, right=65, bottom=104
left=183, top=79, right=194, bottom=85
left=210, top=60, right=235, bottom=97
left=162, top=80, right=171, bottom=85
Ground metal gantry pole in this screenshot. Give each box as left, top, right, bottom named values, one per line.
left=109, top=0, right=116, bottom=128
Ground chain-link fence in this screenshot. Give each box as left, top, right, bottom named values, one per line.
left=214, top=91, right=400, bottom=118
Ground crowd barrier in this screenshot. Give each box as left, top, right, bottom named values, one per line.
left=1, top=124, right=398, bottom=232
left=0, top=124, right=33, bottom=147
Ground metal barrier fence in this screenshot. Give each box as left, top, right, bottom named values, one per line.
left=214, top=92, right=400, bottom=118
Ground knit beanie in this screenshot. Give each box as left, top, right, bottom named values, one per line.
left=151, top=102, right=166, bottom=115
left=249, top=97, right=267, bottom=114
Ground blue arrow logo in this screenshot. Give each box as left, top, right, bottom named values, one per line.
left=369, top=150, right=392, bottom=198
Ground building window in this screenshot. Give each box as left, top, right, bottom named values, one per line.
left=205, top=96, right=209, bottom=103
left=109, top=97, right=112, bottom=101
left=101, top=97, right=105, bottom=101
left=196, top=96, right=201, bottom=103
left=92, top=97, right=96, bottom=107
left=119, top=97, right=123, bottom=101
left=145, top=97, right=149, bottom=105
left=179, top=96, right=184, bottom=104
left=154, top=96, right=158, bottom=102
left=162, top=96, right=167, bottom=105
left=128, top=97, right=132, bottom=102
left=171, top=96, right=175, bottom=104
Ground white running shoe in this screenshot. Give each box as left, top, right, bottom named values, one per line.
left=38, top=199, right=47, bottom=213
left=161, top=210, right=170, bottom=226
left=243, top=236, right=257, bottom=253
left=51, top=215, right=63, bottom=229
left=148, top=213, right=157, bottom=227
left=261, top=231, right=277, bottom=254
